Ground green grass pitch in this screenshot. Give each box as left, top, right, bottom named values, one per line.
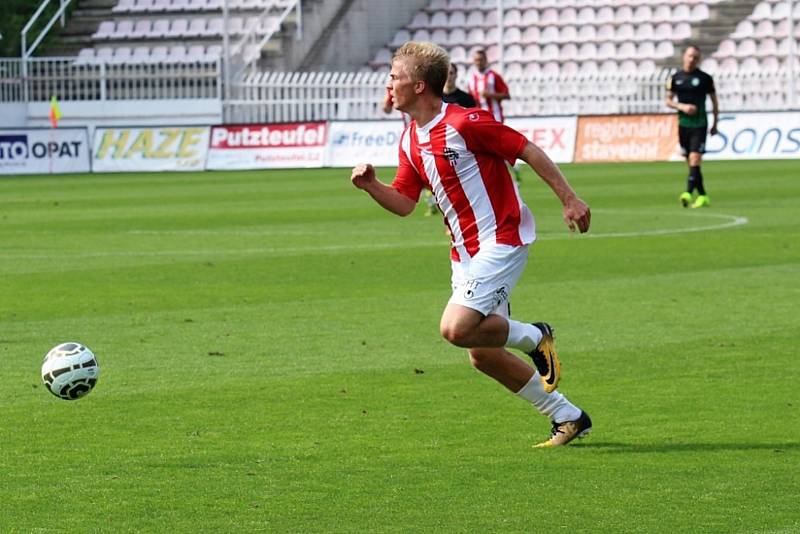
left=0, top=159, right=798, bottom=532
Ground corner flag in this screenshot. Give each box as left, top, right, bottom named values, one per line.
left=49, top=95, right=62, bottom=128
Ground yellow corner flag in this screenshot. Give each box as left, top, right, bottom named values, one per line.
left=49, top=95, right=62, bottom=128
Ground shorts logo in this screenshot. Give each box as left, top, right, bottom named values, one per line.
left=494, top=286, right=509, bottom=306
left=463, top=280, right=481, bottom=299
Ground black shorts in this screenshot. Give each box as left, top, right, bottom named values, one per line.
left=679, top=126, right=708, bottom=156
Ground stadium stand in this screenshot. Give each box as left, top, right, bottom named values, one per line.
left=54, top=0, right=299, bottom=66
left=4, top=0, right=798, bottom=121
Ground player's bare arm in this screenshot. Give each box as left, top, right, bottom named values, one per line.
left=481, top=89, right=509, bottom=101
left=709, top=92, right=719, bottom=135
left=518, top=141, right=591, bottom=233
left=350, top=163, right=416, bottom=216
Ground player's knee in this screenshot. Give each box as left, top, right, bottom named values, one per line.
left=440, top=322, right=471, bottom=348
left=689, top=152, right=702, bottom=166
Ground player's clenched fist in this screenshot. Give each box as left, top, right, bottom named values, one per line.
left=563, top=197, right=591, bottom=234
left=351, top=163, right=376, bottom=190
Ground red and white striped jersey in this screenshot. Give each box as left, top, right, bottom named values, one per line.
left=468, top=68, right=509, bottom=123
left=392, top=103, right=535, bottom=262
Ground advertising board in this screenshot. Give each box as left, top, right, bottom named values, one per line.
left=704, top=112, right=800, bottom=160
left=505, top=116, right=577, bottom=163
left=206, top=123, right=327, bottom=170
left=325, top=120, right=405, bottom=167
left=92, top=126, right=209, bottom=172
left=575, top=114, right=678, bottom=162
left=0, top=128, right=91, bottom=175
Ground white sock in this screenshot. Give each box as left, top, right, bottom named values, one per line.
left=516, top=373, right=582, bottom=423
left=506, top=319, right=542, bottom=353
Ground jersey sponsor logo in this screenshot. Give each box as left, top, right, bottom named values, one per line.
left=442, top=146, right=459, bottom=167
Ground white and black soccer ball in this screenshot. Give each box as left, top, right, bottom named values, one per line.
left=41, top=342, right=100, bottom=400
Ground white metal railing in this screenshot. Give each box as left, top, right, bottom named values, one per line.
left=2, top=58, right=796, bottom=121
left=225, top=71, right=387, bottom=123
left=225, top=68, right=799, bottom=123
left=0, top=57, right=221, bottom=102
left=21, top=0, right=72, bottom=61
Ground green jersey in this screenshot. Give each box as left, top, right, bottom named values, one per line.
left=667, top=69, right=716, bottom=128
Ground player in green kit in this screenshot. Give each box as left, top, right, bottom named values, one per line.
left=665, top=45, right=719, bottom=208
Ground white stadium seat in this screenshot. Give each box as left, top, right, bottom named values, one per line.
left=131, top=19, right=152, bottom=39
left=131, top=46, right=150, bottom=63
left=112, top=0, right=135, bottom=13
left=114, top=20, right=134, bottom=39
left=74, top=48, right=96, bottom=65
left=596, top=6, right=614, bottom=24
left=431, top=28, right=448, bottom=46
left=110, top=46, right=132, bottom=64
left=92, top=21, right=115, bottom=40
left=731, top=20, right=754, bottom=39
left=168, top=45, right=188, bottom=63
left=449, top=10, right=466, bottom=28
left=95, top=47, right=114, bottom=63
left=735, top=39, right=757, bottom=58
left=408, top=12, right=429, bottom=30
left=150, top=19, right=170, bottom=38
left=446, top=27, right=466, bottom=47
left=205, top=44, right=222, bottom=62
left=523, top=43, right=540, bottom=61
left=129, top=0, right=153, bottom=13
left=186, top=44, right=206, bottom=62
left=186, top=18, right=207, bottom=37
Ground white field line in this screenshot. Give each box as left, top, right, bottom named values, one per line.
left=2, top=212, right=748, bottom=260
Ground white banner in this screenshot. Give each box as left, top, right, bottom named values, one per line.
left=325, top=120, right=405, bottom=167
left=92, top=126, right=209, bottom=172
left=0, top=128, right=90, bottom=175
left=704, top=112, right=800, bottom=160
left=505, top=116, right=577, bottom=163
left=206, top=123, right=327, bottom=170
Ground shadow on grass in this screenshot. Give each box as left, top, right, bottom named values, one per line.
left=575, top=441, right=800, bottom=454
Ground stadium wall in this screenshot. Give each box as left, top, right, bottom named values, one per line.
left=2, top=111, right=798, bottom=176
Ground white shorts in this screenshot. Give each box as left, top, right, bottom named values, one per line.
left=449, top=244, right=529, bottom=317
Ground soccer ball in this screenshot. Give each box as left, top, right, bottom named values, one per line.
left=41, top=342, right=100, bottom=400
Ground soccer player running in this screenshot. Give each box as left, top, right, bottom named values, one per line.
left=666, top=45, right=719, bottom=208
left=350, top=42, right=592, bottom=447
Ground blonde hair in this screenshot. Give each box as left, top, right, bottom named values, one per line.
left=392, top=41, right=450, bottom=97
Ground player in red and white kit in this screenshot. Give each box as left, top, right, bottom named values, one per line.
left=468, top=48, right=509, bottom=123
left=468, top=48, right=523, bottom=183
left=351, top=42, right=592, bottom=447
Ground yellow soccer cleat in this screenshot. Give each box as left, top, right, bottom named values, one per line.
left=691, top=195, right=710, bottom=208
left=526, top=322, right=560, bottom=393
left=534, top=411, right=593, bottom=448
left=679, top=192, right=692, bottom=208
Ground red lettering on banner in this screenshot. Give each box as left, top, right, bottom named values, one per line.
left=210, top=123, right=328, bottom=149
left=516, top=127, right=567, bottom=150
